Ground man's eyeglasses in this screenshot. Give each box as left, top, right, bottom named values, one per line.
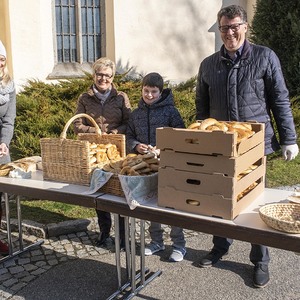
left=219, top=23, right=245, bottom=33
left=95, top=72, right=113, bottom=79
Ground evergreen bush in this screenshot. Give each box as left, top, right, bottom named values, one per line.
left=10, top=74, right=196, bottom=160
left=250, top=0, right=300, bottom=97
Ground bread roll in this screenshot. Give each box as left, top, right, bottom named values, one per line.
left=199, top=118, right=218, bottom=130
left=188, top=122, right=201, bottom=130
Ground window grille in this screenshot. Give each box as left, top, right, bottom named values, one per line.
left=55, top=0, right=102, bottom=64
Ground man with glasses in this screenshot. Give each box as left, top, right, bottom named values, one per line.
left=195, top=5, right=298, bottom=288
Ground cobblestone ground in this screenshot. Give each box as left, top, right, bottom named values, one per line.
left=0, top=219, right=196, bottom=300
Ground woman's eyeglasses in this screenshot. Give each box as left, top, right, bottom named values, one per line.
left=95, top=72, right=113, bottom=79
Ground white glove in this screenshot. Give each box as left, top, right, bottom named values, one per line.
left=281, top=144, right=299, bottom=161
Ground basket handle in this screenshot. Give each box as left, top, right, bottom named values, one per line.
left=60, top=113, right=102, bottom=139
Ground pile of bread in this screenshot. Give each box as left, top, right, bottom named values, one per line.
left=188, top=118, right=255, bottom=143
left=89, top=142, right=122, bottom=168
left=88, top=142, right=159, bottom=176
left=102, top=152, right=159, bottom=176
left=237, top=181, right=259, bottom=201
left=0, top=156, right=42, bottom=177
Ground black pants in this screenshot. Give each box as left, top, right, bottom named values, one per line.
left=212, top=236, right=270, bottom=265
left=211, top=171, right=271, bottom=266
left=95, top=209, right=125, bottom=239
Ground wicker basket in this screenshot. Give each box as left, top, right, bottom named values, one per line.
left=259, top=203, right=300, bottom=234
left=100, top=174, right=124, bottom=197
left=77, top=115, right=126, bottom=158
left=40, top=113, right=124, bottom=186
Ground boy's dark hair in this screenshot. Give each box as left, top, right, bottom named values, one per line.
left=142, top=72, right=164, bottom=92
left=217, top=5, right=247, bottom=24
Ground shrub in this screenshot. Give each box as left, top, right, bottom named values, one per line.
left=250, top=0, right=300, bottom=97
left=10, top=74, right=197, bottom=160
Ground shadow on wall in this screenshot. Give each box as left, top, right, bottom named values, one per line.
left=116, top=0, right=247, bottom=80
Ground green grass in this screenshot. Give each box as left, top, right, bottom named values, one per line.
left=9, top=200, right=96, bottom=224
left=266, top=154, right=300, bottom=187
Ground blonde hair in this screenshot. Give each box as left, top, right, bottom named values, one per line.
left=92, top=57, right=116, bottom=76
left=0, top=60, right=12, bottom=87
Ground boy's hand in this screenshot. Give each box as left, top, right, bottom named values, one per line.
left=136, top=143, right=149, bottom=154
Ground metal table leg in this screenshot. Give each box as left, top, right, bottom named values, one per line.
left=0, top=194, right=43, bottom=263
left=107, top=217, right=162, bottom=300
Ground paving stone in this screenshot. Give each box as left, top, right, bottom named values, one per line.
left=23, top=263, right=38, bottom=272
left=55, top=252, right=66, bottom=258
left=41, top=265, right=52, bottom=270
left=76, top=250, right=89, bottom=258
left=10, top=281, right=27, bottom=291
left=31, top=249, right=43, bottom=256
left=8, top=266, right=25, bottom=275
left=45, top=254, right=56, bottom=261
left=17, top=258, right=30, bottom=265
left=13, top=271, right=30, bottom=279
left=10, top=295, right=25, bottom=300
left=3, top=277, right=18, bottom=287
left=43, top=249, right=54, bottom=255
left=0, top=267, right=8, bottom=275
left=30, top=268, right=48, bottom=276
left=0, top=272, right=12, bottom=281
left=3, top=259, right=16, bottom=268
left=0, top=289, right=13, bottom=299
left=58, top=256, right=69, bottom=263
left=31, top=255, right=45, bottom=262
left=35, top=261, right=47, bottom=267
left=20, top=275, right=36, bottom=283
left=47, top=259, right=59, bottom=266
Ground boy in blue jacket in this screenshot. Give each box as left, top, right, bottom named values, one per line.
left=126, top=72, right=186, bottom=262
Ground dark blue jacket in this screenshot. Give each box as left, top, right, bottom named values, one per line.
left=126, top=88, right=185, bottom=154
left=196, top=39, right=297, bottom=155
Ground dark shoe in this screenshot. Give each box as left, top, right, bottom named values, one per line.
left=120, top=239, right=125, bottom=251
left=199, top=249, right=228, bottom=268
left=0, top=240, right=9, bottom=256
left=253, top=264, right=269, bottom=288
left=95, top=232, right=110, bottom=247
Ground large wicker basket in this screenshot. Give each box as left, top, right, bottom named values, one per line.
left=100, top=174, right=124, bottom=197
left=40, top=113, right=125, bottom=186
left=77, top=117, right=126, bottom=158
left=259, top=203, right=300, bottom=234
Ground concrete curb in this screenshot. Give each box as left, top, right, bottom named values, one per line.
left=1, top=217, right=99, bottom=239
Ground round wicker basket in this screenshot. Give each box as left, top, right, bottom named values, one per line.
left=259, top=203, right=300, bottom=234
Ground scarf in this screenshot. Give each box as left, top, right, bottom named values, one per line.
left=93, top=84, right=111, bottom=104
left=0, top=80, right=14, bottom=105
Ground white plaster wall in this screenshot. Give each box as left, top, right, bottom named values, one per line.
left=5, top=0, right=251, bottom=91
left=113, top=0, right=247, bottom=84
left=8, top=0, right=55, bottom=90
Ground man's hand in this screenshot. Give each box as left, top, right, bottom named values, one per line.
left=281, top=144, right=299, bottom=161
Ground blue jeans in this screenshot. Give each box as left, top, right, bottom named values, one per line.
left=212, top=236, right=270, bottom=265
left=149, top=222, right=186, bottom=250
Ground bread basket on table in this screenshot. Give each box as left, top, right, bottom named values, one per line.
left=76, top=113, right=125, bottom=195
left=259, top=203, right=300, bottom=234
left=40, top=113, right=125, bottom=187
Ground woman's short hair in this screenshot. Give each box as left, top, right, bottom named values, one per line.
left=92, top=57, right=116, bottom=76
left=142, top=72, right=164, bottom=92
